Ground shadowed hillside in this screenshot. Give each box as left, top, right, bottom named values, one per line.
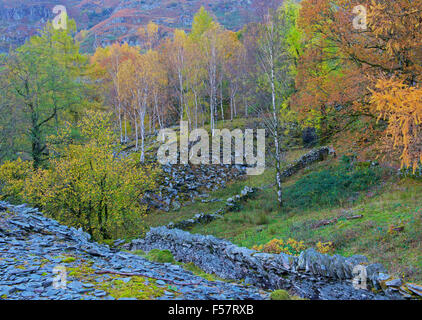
left=0, top=0, right=275, bottom=52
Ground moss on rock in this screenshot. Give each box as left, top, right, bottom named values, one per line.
left=270, top=289, right=307, bottom=300
left=66, top=260, right=169, bottom=300
left=98, top=276, right=166, bottom=300
left=183, top=262, right=228, bottom=282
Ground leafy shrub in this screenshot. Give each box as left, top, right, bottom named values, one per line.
left=0, top=111, right=159, bottom=240
left=284, top=159, right=383, bottom=209
left=252, top=238, right=306, bottom=256
left=253, top=238, right=335, bottom=255
left=316, top=241, right=335, bottom=254
left=0, top=158, right=32, bottom=202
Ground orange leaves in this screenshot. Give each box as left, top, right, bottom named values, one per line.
left=299, top=0, right=422, bottom=86
left=91, top=42, right=140, bottom=81
left=370, top=78, right=422, bottom=171
left=294, top=0, right=422, bottom=165
left=364, top=0, right=422, bottom=83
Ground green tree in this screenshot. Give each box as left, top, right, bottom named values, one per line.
left=3, top=19, right=88, bottom=168
left=190, top=6, right=215, bottom=42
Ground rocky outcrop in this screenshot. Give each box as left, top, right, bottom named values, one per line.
left=128, top=227, right=418, bottom=300
left=143, top=146, right=334, bottom=215
left=159, top=147, right=335, bottom=230
left=0, top=202, right=268, bottom=300
left=1, top=200, right=418, bottom=300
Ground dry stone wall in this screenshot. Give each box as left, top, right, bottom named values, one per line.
left=281, top=147, right=332, bottom=180
left=127, top=227, right=412, bottom=300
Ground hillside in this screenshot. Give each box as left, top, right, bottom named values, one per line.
left=0, top=0, right=269, bottom=53
left=0, top=0, right=420, bottom=303
left=138, top=119, right=422, bottom=297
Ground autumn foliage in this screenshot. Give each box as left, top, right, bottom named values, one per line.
left=0, top=2, right=422, bottom=241
left=0, top=111, right=158, bottom=240
left=371, top=79, right=422, bottom=171
left=293, top=0, right=422, bottom=167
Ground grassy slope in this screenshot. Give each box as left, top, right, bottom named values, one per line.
left=142, top=148, right=309, bottom=229
left=144, top=155, right=422, bottom=284
left=141, top=118, right=422, bottom=283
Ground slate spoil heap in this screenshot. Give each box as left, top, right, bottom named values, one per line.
left=0, top=202, right=268, bottom=300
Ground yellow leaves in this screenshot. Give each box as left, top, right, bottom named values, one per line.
left=370, top=78, right=422, bottom=172
left=316, top=241, right=334, bottom=254
left=146, top=21, right=159, bottom=38
left=253, top=238, right=306, bottom=256
left=173, top=29, right=188, bottom=49
left=0, top=111, right=158, bottom=240
left=78, top=110, right=117, bottom=147
left=115, top=44, right=167, bottom=117
left=253, top=238, right=335, bottom=255
left=91, top=42, right=141, bottom=82
left=0, top=158, right=33, bottom=201
left=138, top=21, right=160, bottom=51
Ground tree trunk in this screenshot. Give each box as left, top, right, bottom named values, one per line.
left=270, top=53, right=283, bottom=207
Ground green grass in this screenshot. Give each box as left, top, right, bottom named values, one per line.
left=142, top=147, right=310, bottom=231
left=138, top=118, right=422, bottom=284
left=145, top=249, right=176, bottom=264
left=61, top=256, right=77, bottom=263
left=143, top=150, right=420, bottom=283
left=188, top=169, right=422, bottom=282
left=98, top=276, right=166, bottom=300
left=182, top=262, right=230, bottom=282
left=67, top=259, right=167, bottom=300
left=283, top=157, right=384, bottom=210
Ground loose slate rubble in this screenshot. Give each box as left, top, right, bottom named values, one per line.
left=142, top=146, right=334, bottom=213
left=128, top=227, right=419, bottom=300
left=142, top=164, right=248, bottom=212
left=0, top=202, right=268, bottom=300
